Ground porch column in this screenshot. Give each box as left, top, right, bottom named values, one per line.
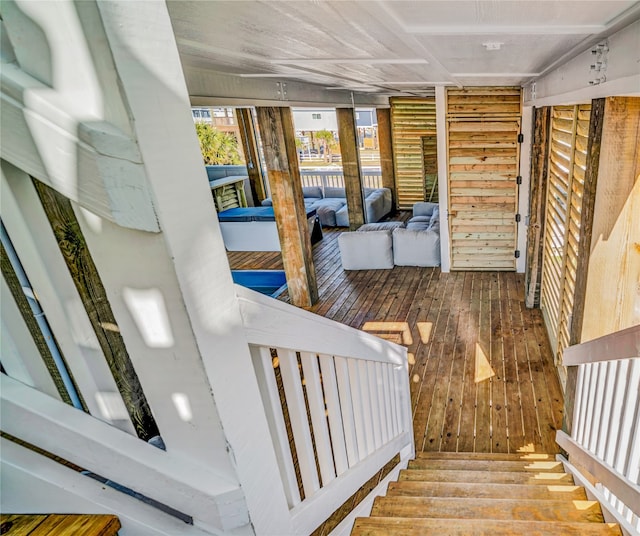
left=376, top=108, right=396, bottom=209
left=336, top=107, right=365, bottom=230
left=235, top=108, right=267, bottom=204
left=255, top=106, right=318, bottom=307
left=525, top=107, right=551, bottom=309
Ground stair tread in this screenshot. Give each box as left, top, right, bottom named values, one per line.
left=371, top=496, right=604, bottom=523
left=416, top=451, right=555, bottom=461
left=399, top=468, right=575, bottom=485
left=407, top=458, right=565, bottom=472
left=351, top=517, right=622, bottom=536
left=387, top=481, right=587, bottom=500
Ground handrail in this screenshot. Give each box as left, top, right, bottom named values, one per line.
left=237, top=284, right=414, bottom=535
left=556, top=431, right=639, bottom=511
left=236, top=284, right=407, bottom=365
left=558, top=325, right=640, bottom=529
left=562, top=324, right=640, bottom=366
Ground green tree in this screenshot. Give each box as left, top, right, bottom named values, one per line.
left=315, top=129, right=338, bottom=162
left=195, top=122, right=242, bottom=165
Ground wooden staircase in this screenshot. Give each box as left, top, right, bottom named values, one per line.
left=351, top=452, right=622, bottom=535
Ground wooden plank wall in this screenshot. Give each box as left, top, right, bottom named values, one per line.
left=540, top=104, right=592, bottom=388
left=446, top=87, right=522, bottom=271
left=390, top=98, right=436, bottom=209
left=579, top=97, right=640, bottom=342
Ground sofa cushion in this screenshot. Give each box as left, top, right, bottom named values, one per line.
left=413, top=202, right=439, bottom=218
left=358, top=222, right=405, bottom=232
left=302, top=186, right=323, bottom=199
left=315, top=198, right=347, bottom=227
left=406, top=220, right=431, bottom=231
left=408, top=216, right=431, bottom=224
left=392, top=228, right=441, bottom=267
left=338, top=231, right=394, bottom=270
left=324, top=187, right=346, bottom=198
left=261, top=198, right=273, bottom=206
left=335, top=204, right=350, bottom=228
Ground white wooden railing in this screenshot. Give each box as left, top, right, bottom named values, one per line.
left=556, top=325, right=640, bottom=534
left=236, top=285, right=414, bottom=535
left=300, top=169, right=382, bottom=190
left=1, top=278, right=413, bottom=535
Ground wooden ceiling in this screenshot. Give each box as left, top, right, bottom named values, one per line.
left=167, top=0, right=639, bottom=99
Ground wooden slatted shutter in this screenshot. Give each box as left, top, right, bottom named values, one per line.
left=540, top=104, right=592, bottom=386
left=447, top=87, right=522, bottom=271
left=390, top=98, right=437, bottom=209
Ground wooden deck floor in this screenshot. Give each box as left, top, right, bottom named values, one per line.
left=228, top=219, right=564, bottom=454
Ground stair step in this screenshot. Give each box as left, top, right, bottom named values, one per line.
left=399, top=469, right=574, bottom=485
left=407, top=458, right=565, bottom=472
left=416, top=451, right=555, bottom=461
left=370, top=496, right=604, bottom=523
left=387, top=481, right=587, bottom=500
left=351, top=517, right=623, bottom=536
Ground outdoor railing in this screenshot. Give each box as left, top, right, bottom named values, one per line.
left=556, top=325, right=640, bottom=534
left=300, top=169, right=382, bottom=190
left=236, top=285, right=414, bottom=535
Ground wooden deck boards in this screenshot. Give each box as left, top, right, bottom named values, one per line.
left=227, top=218, right=563, bottom=453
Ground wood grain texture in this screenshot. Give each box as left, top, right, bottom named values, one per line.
left=525, top=107, right=551, bottom=308
left=236, top=107, right=267, bottom=204
left=563, top=98, right=606, bottom=435
left=336, top=108, right=365, bottom=230
left=390, top=98, right=436, bottom=209
left=255, top=106, right=318, bottom=306
left=447, top=87, right=521, bottom=271
left=228, top=221, right=563, bottom=455
left=352, top=517, right=622, bottom=535
left=376, top=108, right=396, bottom=209
left=0, top=514, right=120, bottom=535
left=32, top=179, right=159, bottom=441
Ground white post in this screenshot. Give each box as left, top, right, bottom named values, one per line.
left=94, top=2, right=292, bottom=533
left=435, top=86, right=451, bottom=272
left=517, top=105, right=533, bottom=273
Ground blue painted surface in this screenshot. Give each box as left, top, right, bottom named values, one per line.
left=231, top=270, right=287, bottom=298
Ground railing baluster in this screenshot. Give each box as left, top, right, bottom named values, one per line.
left=250, top=346, right=301, bottom=507
left=334, top=356, right=360, bottom=467
left=589, top=362, right=605, bottom=452
left=596, top=361, right=617, bottom=459
left=367, top=361, right=383, bottom=450
left=300, top=352, right=336, bottom=486
left=605, top=360, right=629, bottom=467
left=277, top=348, right=320, bottom=496
left=572, top=364, right=585, bottom=440
left=318, top=354, right=349, bottom=475
left=346, top=359, right=369, bottom=460
left=613, top=360, right=639, bottom=476
left=379, top=362, right=392, bottom=443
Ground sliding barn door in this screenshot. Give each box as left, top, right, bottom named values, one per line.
left=391, top=97, right=437, bottom=209
left=447, top=87, right=522, bottom=271
left=540, top=104, right=592, bottom=380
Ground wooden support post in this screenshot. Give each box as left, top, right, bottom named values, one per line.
left=525, top=107, right=551, bottom=308
left=562, top=99, right=605, bottom=435
left=255, top=107, right=318, bottom=307
left=32, top=179, right=160, bottom=442
left=235, top=108, right=267, bottom=205
left=376, top=108, right=396, bottom=209
left=336, top=108, right=365, bottom=230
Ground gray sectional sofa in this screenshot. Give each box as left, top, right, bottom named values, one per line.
left=261, top=186, right=392, bottom=227
left=338, top=202, right=441, bottom=269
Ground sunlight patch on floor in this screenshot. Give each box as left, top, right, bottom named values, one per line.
left=474, top=343, right=495, bottom=383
